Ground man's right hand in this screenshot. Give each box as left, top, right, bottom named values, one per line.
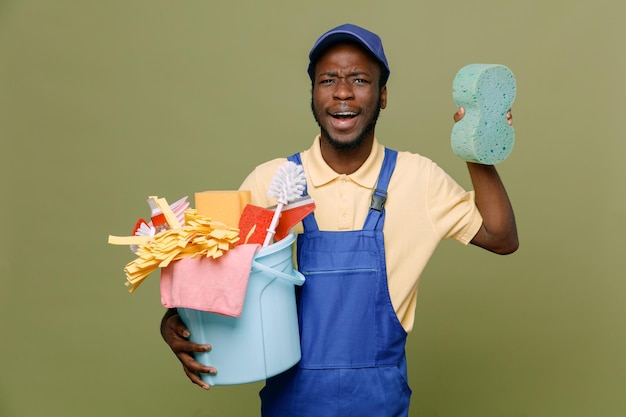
left=160, top=309, right=216, bottom=390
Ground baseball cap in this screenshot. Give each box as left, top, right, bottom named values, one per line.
left=307, top=23, right=390, bottom=85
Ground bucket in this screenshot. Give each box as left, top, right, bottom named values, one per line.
left=177, top=232, right=304, bottom=386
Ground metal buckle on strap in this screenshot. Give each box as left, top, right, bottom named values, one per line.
left=370, top=189, right=387, bottom=212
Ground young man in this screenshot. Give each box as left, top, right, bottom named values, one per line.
left=160, top=23, right=518, bottom=416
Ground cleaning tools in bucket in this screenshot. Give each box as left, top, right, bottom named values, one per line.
left=263, top=161, right=306, bottom=247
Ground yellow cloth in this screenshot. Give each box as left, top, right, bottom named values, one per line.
left=239, top=136, right=482, bottom=331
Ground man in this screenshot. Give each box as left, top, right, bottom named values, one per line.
left=160, top=23, right=518, bottom=416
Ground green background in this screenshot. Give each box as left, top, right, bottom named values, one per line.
left=2, top=0, right=624, bottom=416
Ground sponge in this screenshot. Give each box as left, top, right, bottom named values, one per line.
left=194, top=190, right=251, bottom=228
left=451, top=63, right=516, bottom=164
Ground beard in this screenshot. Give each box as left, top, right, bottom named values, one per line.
left=311, top=95, right=382, bottom=151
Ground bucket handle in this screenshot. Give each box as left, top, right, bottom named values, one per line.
left=250, top=260, right=305, bottom=286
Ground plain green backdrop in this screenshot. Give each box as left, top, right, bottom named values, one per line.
left=1, top=0, right=625, bottom=416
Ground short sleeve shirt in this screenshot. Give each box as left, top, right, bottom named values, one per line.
left=239, top=136, right=482, bottom=331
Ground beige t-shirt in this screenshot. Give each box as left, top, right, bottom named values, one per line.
left=239, top=136, right=482, bottom=331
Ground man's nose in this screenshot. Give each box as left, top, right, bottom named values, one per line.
left=333, top=79, right=354, bottom=100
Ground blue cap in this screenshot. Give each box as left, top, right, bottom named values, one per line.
left=307, top=23, right=390, bottom=85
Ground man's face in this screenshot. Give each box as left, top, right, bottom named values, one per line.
left=311, top=43, right=387, bottom=150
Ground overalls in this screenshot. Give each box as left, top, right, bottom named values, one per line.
left=260, top=148, right=411, bottom=417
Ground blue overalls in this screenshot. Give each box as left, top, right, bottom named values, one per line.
left=260, top=148, right=411, bottom=417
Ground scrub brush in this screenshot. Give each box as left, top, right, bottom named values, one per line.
left=129, top=196, right=190, bottom=253
left=263, top=161, right=306, bottom=247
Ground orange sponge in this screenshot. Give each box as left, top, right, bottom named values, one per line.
left=238, top=204, right=274, bottom=245
left=237, top=197, right=316, bottom=245
left=194, top=190, right=251, bottom=228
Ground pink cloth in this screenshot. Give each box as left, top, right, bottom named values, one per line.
left=160, top=243, right=261, bottom=317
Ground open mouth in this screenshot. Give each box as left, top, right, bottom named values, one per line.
left=332, top=111, right=358, bottom=119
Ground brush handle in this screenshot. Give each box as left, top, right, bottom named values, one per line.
left=263, top=202, right=284, bottom=247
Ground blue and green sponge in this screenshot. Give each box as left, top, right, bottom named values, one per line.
left=451, top=63, right=516, bottom=164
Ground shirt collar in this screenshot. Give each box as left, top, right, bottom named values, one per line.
left=306, top=135, right=384, bottom=189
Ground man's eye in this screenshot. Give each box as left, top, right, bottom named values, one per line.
left=354, top=78, right=368, bottom=84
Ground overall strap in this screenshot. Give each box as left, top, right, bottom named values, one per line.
left=287, top=153, right=318, bottom=232
left=362, top=148, right=398, bottom=231
left=288, top=149, right=398, bottom=232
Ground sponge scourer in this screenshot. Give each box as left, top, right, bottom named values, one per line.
left=451, top=64, right=516, bottom=164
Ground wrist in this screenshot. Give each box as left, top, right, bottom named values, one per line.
left=163, top=308, right=179, bottom=319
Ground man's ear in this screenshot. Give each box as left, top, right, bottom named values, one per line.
left=380, top=86, right=388, bottom=110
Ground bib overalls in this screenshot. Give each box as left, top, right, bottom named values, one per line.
left=260, top=148, right=411, bottom=417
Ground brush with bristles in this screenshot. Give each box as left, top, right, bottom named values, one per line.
left=263, top=161, right=306, bottom=247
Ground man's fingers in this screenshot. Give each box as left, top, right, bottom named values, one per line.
left=453, top=106, right=465, bottom=122
left=183, top=364, right=213, bottom=390
left=160, top=310, right=215, bottom=390
left=179, top=351, right=216, bottom=390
